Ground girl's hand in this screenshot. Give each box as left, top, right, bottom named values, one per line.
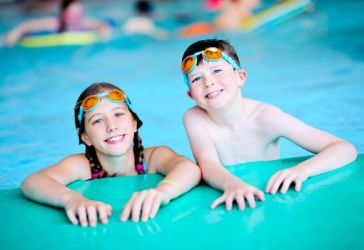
left=211, top=179, right=265, bottom=210
left=64, top=194, right=112, bottom=227
left=120, top=189, right=169, bottom=222
left=265, top=166, right=309, bottom=194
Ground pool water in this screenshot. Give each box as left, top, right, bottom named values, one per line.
left=0, top=0, right=363, bottom=189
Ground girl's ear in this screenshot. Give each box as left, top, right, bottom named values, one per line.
left=187, top=90, right=192, bottom=98
left=237, top=70, right=247, bottom=87
left=132, top=119, right=137, bottom=133
left=81, top=132, right=92, bottom=146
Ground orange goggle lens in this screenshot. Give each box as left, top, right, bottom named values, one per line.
left=181, top=56, right=197, bottom=73
left=202, top=47, right=222, bottom=60
left=81, top=96, right=99, bottom=111
left=108, top=89, right=127, bottom=102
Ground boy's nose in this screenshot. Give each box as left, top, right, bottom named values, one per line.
left=204, top=79, right=215, bottom=88
left=203, top=74, right=216, bottom=88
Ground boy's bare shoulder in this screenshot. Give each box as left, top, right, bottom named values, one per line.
left=184, top=106, right=208, bottom=121
left=247, top=99, right=284, bottom=122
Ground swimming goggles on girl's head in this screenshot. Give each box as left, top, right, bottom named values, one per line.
left=77, top=89, right=131, bottom=124
left=181, top=47, right=240, bottom=75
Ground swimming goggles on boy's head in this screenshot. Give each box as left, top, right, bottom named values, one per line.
left=77, top=89, right=131, bottom=124
left=181, top=47, right=241, bottom=84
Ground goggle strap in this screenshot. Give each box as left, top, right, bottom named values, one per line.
left=78, top=109, right=84, bottom=125
left=222, top=52, right=240, bottom=70
left=182, top=71, right=190, bottom=88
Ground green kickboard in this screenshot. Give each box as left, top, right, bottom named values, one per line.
left=1, top=154, right=363, bottom=249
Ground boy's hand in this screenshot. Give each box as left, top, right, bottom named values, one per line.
left=211, top=179, right=265, bottom=210
left=120, top=188, right=169, bottom=222
left=64, top=193, right=112, bottom=227
left=265, top=166, right=309, bottom=194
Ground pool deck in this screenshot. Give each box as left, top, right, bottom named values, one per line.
left=1, top=154, right=363, bottom=249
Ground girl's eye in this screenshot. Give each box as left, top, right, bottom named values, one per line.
left=115, top=112, right=124, bottom=117
left=191, top=76, right=202, bottom=84
left=91, top=118, right=103, bottom=125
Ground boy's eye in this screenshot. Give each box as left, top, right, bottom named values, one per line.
left=212, top=69, right=223, bottom=75
left=191, top=76, right=202, bottom=84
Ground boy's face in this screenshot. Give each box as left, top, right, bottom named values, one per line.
left=186, top=59, right=246, bottom=110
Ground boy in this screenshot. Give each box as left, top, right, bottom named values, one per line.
left=181, top=39, right=357, bottom=211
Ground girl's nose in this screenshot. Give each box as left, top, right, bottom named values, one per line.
left=106, top=120, right=118, bottom=133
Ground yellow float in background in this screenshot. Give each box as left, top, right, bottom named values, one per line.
left=19, top=31, right=98, bottom=48
left=242, top=0, right=311, bottom=32
left=180, top=0, right=311, bottom=38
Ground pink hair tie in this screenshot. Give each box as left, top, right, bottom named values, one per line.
left=135, top=163, right=146, bottom=175
left=91, top=172, right=103, bottom=179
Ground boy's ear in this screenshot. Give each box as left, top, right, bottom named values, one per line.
left=187, top=89, right=193, bottom=99
left=81, top=132, right=92, bottom=146
left=237, top=70, right=247, bottom=87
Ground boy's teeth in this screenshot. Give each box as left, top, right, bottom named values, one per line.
left=206, top=90, right=222, bottom=99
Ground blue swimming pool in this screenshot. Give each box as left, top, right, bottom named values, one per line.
left=0, top=0, right=363, bottom=190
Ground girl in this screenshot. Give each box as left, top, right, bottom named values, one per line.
left=4, top=0, right=111, bottom=47
left=21, top=82, right=201, bottom=226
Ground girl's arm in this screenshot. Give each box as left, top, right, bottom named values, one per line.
left=21, top=154, right=112, bottom=226
left=4, top=18, right=57, bottom=47
left=151, top=146, right=201, bottom=200
left=120, top=146, right=201, bottom=222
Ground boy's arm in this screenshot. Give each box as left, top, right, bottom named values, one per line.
left=120, top=146, right=201, bottom=222
left=184, top=109, right=264, bottom=210
left=21, top=154, right=112, bottom=226
left=264, top=107, right=357, bottom=193
left=183, top=108, right=231, bottom=188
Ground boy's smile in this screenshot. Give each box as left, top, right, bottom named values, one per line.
left=205, top=89, right=224, bottom=100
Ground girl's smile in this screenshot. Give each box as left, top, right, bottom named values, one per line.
left=104, top=134, right=126, bottom=144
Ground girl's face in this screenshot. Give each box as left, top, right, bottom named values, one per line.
left=81, top=97, right=137, bottom=158
left=62, top=2, right=84, bottom=30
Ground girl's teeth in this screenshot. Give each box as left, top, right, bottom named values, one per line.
left=107, top=135, right=123, bottom=142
